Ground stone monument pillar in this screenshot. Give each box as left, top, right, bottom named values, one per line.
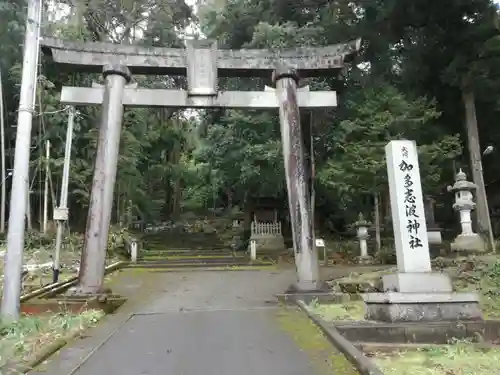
left=354, top=213, right=373, bottom=264
left=363, top=140, right=482, bottom=322
left=448, top=170, right=487, bottom=254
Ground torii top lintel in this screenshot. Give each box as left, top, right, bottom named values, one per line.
left=40, top=37, right=361, bottom=78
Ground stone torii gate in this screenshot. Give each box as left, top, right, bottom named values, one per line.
left=41, top=37, right=360, bottom=294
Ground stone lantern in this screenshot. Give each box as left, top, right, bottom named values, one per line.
left=447, top=169, right=486, bottom=254
left=354, top=213, right=374, bottom=264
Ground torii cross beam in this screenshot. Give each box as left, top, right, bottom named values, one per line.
left=41, top=37, right=360, bottom=294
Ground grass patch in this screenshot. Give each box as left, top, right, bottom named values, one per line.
left=307, top=300, right=366, bottom=321
left=375, top=342, right=500, bottom=375
left=334, top=268, right=395, bottom=284
left=276, top=308, right=359, bottom=375
left=0, top=310, right=104, bottom=369
left=448, top=257, right=500, bottom=319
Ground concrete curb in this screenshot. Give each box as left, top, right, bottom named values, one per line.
left=296, top=300, right=385, bottom=375
left=20, top=261, right=126, bottom=302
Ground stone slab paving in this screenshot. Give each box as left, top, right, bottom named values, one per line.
left=29, top=268, right=356, bottom=375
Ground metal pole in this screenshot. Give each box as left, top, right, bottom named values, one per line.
left=71, top=65, right=130, bottom=295
left=273, top=65, right=320, bottom=291
left=1, top=0, right=42, bottom=319
left=0, top=69, right=6, bottom=233
left=53, top=107, right=75, bottom=283
left=42, top=140, right=50, bottom=233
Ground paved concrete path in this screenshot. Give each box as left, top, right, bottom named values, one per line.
left=30, top=269, right=356, bottom=375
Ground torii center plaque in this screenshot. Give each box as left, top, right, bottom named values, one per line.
left=41, top=37, right=360, bottom=293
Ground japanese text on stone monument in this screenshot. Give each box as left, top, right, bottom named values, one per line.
left=399, top=146, right=423, bottom=250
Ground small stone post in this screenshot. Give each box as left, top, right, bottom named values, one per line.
left=130, top=240, right=138, bottom=263
left=447, top=169, right=487, bottom=254
left=354, top=213, right=373, bottom=264
left=250, top=239, right=257, bottom=261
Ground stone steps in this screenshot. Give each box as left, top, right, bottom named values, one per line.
left=137, top=230, right=246, bottom=266
left=140, top=254, right=243, bottom=260
left=139, top=256, right=245, bottom=264
left=354, top=342, right=449, bottom=354
left=335, top=320, right=500, bottom=344
left=143, top=241, right=227, bottom=251
left=141, top=249, right=234, bottom=256
left=136, top=257, right=248, bottom=265
left=129, top=260, right=271, bottom=269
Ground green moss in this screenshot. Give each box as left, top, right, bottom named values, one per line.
left=276, top=308, right=359, bottom=375
left=102, top=268, right=165, bottom=298
left=0, top=310, right=104, bottom=368
left=375, top=344, right=500, bottom=375
left=450, top=258, right=500, bottom=319
left=335, top=268, right=395, bottom=283
left=308, top=301, right=366, bottom=321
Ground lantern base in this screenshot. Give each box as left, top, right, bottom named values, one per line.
left=355, top=255, right=375, bottom=265
left=450, top=233, right=486, bottom=254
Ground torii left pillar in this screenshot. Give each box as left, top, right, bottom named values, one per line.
left=68, top=64, right=131, bottom=295
left=273, top=66, right=320, bottom=291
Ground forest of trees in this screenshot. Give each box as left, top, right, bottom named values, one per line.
left=1, top=0, right=500, bottom=238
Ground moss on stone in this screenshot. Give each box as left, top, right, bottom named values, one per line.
left=308, top=301, right=366, bottom=322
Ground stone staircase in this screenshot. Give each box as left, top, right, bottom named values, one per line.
left=132, top=231, right=271, bottom=269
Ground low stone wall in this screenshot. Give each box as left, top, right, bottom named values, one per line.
left=249, top=234, right=286, bottom=255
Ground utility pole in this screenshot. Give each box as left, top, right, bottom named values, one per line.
left=1, top=0, right=42, bottom=320
left=0, top=68, right=6, bottom=233
left=53, top=107, right=75, bottom=283
left=463, top=89, right=495, bottom=251
left=42, top=140, right=50, bottom=233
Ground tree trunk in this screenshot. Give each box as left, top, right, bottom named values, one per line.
left=116, top=183, right=121, bottom=226
left=374, top=192, right=381, bottom=253
left=26, top=189, right=32, bottom=231
left=462, top=89, right=495, bottom=250
left=163, top=181, right=172, bottom=220
left=226, top=190, right=233, bottom=210
left=171, top=140, right=181, bottom=219
left=384, top=191, right=391, bottom=225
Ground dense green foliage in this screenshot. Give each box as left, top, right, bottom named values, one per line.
left=1, top=0, right=500, bottom=235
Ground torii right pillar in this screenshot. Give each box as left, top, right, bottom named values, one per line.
left=273, top=65, right=320, bottom=291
